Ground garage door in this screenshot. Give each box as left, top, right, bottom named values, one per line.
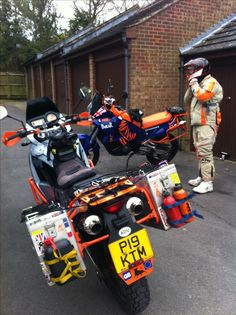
left=70, top=57, right=89, bottom=113
left=42, top=61, right=52, bottom=100
left=211, top=57, right=236, bottom=160
left=33, top=65, right=41, bottom=98
left=95, top=56, right=125, bottom=102
left=55, top=62, right=66, bottom=113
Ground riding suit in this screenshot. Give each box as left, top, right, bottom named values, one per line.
left=184, top=74, right=223, bottom=181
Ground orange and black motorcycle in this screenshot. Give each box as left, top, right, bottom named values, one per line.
left=0, top=98, right=161, bottom=314
left=77, top=85, right=187, bottom=166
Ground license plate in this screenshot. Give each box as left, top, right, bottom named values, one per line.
left=108, top=229, right=154, bottom=274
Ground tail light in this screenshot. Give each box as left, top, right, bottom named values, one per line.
left=103, top=199, right=125, bottom=213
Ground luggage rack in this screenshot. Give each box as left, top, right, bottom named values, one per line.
left=73, top=177, right=136, bottom=206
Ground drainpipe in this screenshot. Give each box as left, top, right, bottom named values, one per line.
left=122, top=33, right=129, bottom=110
left=50, top=60, right=56, bottom=103
left=179, top=53, right=184, bottom=108
left=64, top=60, right=69, bottom=114
left=31, top=65, right=36, bottom=98
left=24, top=67, right=28, bottom=99
left=178, top=53, right=185, bottom=150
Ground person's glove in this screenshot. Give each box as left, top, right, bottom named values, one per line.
left=189, top=78, right=198, bottom=86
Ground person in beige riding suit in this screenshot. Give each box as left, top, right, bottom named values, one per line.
left=184, top=58, right=223, bottom=193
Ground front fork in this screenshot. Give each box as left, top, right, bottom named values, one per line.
left=77, top=126, right=100, bottom=154
left=90, top=126, right=99, bottom=144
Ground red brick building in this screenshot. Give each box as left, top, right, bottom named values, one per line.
left=24, top=0, right=236, bottom=156
left=180, top=14, right=236, bottom=159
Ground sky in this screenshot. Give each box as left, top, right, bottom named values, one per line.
left=53, top=0, right=117, bottom=29
left=53, top=0, right=153, bottom=29
left=53, top=0, right=77, bottom=28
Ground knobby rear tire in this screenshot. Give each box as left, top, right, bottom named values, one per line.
left=103, top=269, right=150, bottom=315
left=146, top=133, right=179, bottom=165
left=89, top=243, right=150, bottom=314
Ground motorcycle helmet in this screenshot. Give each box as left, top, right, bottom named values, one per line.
left=184, top=57, right=210, bottom=81
left=104, top=96, right=116, bottom=110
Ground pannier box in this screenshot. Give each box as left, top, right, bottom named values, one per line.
left=146, top=163, right=181, bottom=230
left=25, top=209, right=86, bottom=286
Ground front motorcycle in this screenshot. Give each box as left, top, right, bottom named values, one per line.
left=0, top=99, right=157, bottom=314
left=77, top=86, right=187, bottom=166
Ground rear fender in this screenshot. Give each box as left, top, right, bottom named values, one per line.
left=103, top=206, right=141, bottom=242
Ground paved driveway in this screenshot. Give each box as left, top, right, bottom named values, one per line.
left=0, top=102, right=236, bottom=315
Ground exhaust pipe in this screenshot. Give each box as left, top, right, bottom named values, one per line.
left=81, top=215, right=103, bottom=235
left=126, top=197, right=143, bottom=216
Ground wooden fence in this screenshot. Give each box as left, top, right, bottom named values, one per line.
left=0, top=72, right=26, bottom=99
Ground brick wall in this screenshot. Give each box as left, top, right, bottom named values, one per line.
left=128, top=0, right=236, bottom=114
left=89, top=53, right=96, bottom=92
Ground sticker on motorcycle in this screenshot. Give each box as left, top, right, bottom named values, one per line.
left=170, top=172, right=181, bottom=185
left=108, top=229, right=154, bottom=274
left=123, top=270, right=132, bottom=281
left=118, top=226, right=131, bottom=238
left=63, top=218, right=73, bottom=238
left=101, top=122, right=113, bottom=129
left=31, top=229, right=47, bottom=255
left=144, top=260, right=153, bottom=270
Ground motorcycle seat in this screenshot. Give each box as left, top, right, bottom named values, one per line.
left=142, top=111, right=172, bottom=129
left=167, top=106, right=186, bottom=114
left=56, top=158, right=96, bottom=189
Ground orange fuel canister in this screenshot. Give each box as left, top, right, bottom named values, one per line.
left=173, top=184, right=195, bottom=223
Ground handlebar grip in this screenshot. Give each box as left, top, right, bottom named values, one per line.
left=8, top=133, right=22, bottom=140
left=80, top=116, right=92, bottom=121
left=70, top=115, right=92, bottom=123
left=8, top=130, right=29, bottom=140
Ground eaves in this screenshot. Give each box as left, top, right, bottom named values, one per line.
left=179, top=12, right=236, bottom=55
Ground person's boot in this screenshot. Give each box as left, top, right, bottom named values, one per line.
left=188, top=176, right=202, bottom=187
left=193, top=181, right=213, bottom=194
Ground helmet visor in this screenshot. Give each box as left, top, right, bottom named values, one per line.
left=184, top=65, right=198, bottom=76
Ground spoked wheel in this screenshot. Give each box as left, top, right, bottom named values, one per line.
left=146, top=133, right=178, bottom=165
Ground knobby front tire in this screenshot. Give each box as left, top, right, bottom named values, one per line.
left=87, top=145, right=100, bottom=165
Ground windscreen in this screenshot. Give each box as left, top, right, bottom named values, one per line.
left=90, top=93, right=103, bottom=115
left=26, top=97, right=60, bottom=122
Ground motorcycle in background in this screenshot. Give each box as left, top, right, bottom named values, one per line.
left=0, top=98, right=160, bottom=314
left=77, top=85, right=187, bottom=166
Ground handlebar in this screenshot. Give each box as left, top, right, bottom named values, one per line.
left=65, top=114, right=92, bottom=124
left=4, top=114, right=92, bottom=145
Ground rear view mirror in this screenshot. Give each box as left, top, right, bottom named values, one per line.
left=0, top=106, right=8, bottom=120
left=79, top=86, right=92, bottom=101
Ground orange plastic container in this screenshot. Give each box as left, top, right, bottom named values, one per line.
left=173, top=184, right=195, bottom=223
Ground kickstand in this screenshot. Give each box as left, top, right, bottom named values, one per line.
left=126, top=151, right=135, bottom=170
